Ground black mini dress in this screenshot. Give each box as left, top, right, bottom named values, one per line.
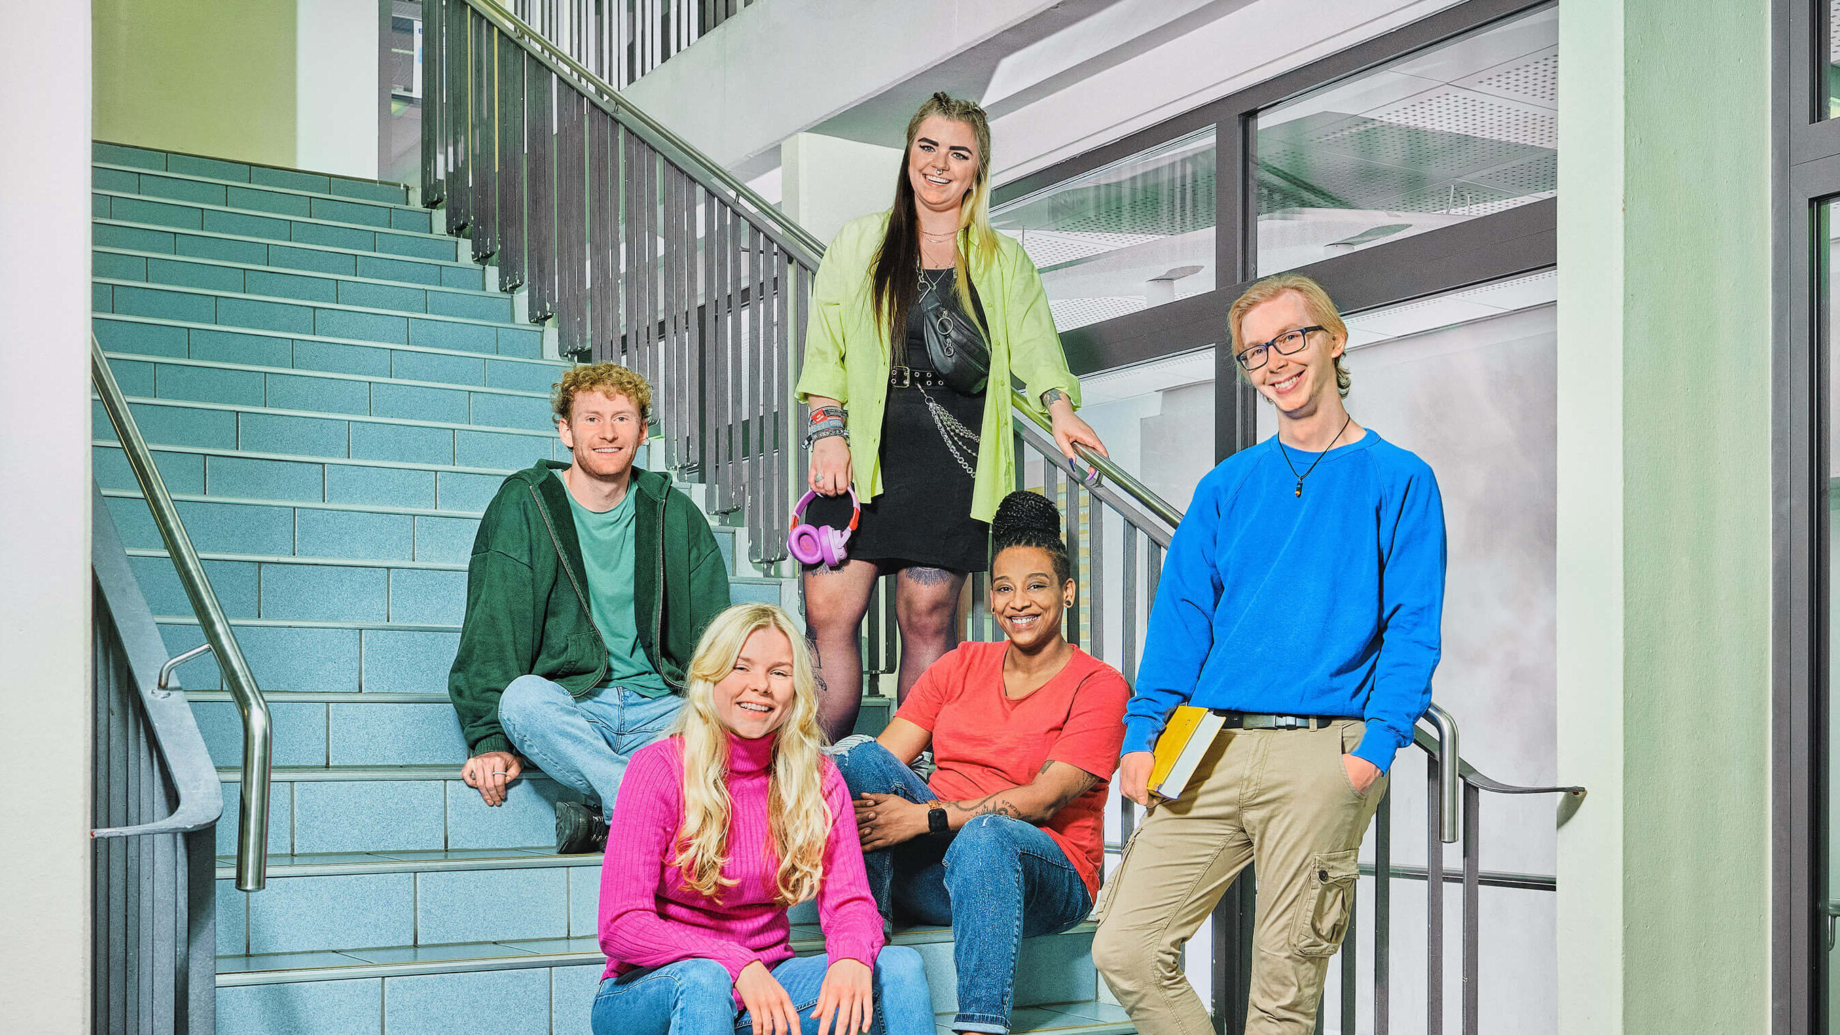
left=804, top=266, right=990, bottom=574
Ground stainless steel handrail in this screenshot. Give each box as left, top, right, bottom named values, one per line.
left=449, top=0, right=1192, bottom=544
left=1424, top=702, right=1461, bottom=842
left=458, top=0, right=828, bottom=267
left=92, top=335, right=273, bottom=891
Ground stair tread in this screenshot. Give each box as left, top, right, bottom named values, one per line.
left=94, top=161, right=421, bottom=213
left=92, top=189, right=447, bottom=242
left=94, top=216, right=476, bottom=269
left=216, top=847, right=593, bottom=879
left=96, top=245, right=507, bottom=302
left=95, top=313, right=565, bottom=368
left=102, top=350, right=550, bottom=400
left=96, top=276, right=522, bottom=329
left=95, top=393, right=555, bottom=438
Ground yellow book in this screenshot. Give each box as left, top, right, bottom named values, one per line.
left=1149, top=705, right=1226, bottom=801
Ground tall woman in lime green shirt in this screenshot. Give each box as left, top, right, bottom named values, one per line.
left=795, top=93, right=1107, bottom=741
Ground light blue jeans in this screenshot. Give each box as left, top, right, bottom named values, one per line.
left=591, top=949, right=935, bottom=1035
left=497, top=674, right=684, bottom=821
left=834, top=742, right=1093, bottom=1035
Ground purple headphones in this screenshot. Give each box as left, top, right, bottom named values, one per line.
left=788, top=488, right=860, bottom=568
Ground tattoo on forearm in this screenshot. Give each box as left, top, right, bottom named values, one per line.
left=1042, top=389, right=1068, bottom=407
left=1036, top=761, right=1099, bottom=811
left=948, top=792, right=1024, bottom=821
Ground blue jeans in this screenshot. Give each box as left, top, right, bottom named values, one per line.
left=834, top=742, right=1093, bottom=1035
left=497, top=674, right=684, bottom=821
left=590, top=948, right=934, bottom=1035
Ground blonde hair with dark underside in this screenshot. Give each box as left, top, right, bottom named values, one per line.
left=1226, top=273, right=1352, bottom=397
left=551, top=363, right=653, bottom=423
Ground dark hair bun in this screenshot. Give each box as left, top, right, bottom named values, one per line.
left=992, top=491, right=1071, bottom=582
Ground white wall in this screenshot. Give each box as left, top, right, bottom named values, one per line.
left=781, top=132, right=904, bottom=244
left=0, top=1, right=92, bottom=1030
left=298, top=0, right=382, bottom=178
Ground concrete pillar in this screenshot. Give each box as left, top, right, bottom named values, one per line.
left=298, top=0, right=384, bottom=179
left=1555, top=1, right=1771, bottom=1032
left=781, top=131, right=904, bottom=245
left=0, top=2, right=93, bottom=1031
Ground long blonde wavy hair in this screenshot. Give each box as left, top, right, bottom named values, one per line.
left=667, top=603, right=832, bottom=907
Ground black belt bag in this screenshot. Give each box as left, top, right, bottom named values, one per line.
left=920, top=275, right=991, bottom=396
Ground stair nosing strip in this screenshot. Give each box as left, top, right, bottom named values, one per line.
left=214, top=949, right=603, bottom=987
left=93, top=438, right=529, bottom=475
left=92, top=188, right=448, bottom=243
left=124, top=546, right=467, bottom=572
left=100, top=487, right=486, bottom=519
left=158, top=615, right=458, bottom=632
left=93, top=312, right=566, bottom=368
left=95, top=161, right=419, bottom=213
left=93, top=216, right=475, bottom=270
left=215, top=853, right=596, bottom=880
left=93, top=392, right=557, bottom=438
left=94, top=245, right=510, bottom=303
left=103, top=349, right=555, bottom=400
left=196, top=690, right=889, bottom=708
left=95, top=276, right=524, bottom=330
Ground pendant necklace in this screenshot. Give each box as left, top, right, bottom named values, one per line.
left=1276, top=413, right=1353, bottom=498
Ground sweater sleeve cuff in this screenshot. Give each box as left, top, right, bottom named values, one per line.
left=471, top=733, right=514, bottom=758
left=1351, top=728, right=1408, bottom=775
left=1121, top=719, right=1162, bottom=757
left=827, top=935, right=883, bottom=973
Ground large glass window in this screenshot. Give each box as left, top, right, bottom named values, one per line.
left=1255, top=7, right=1556, bottom=274
left=991, top=127, right=1216, bottom=330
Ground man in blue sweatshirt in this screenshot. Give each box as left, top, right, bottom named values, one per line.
left=1091, top=273, right=1445, bottom=1035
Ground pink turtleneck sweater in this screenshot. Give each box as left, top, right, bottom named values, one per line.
left=598, top=730, right=885, bottom=991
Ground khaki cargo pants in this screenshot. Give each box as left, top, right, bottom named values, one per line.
left=1092, top=719, right=1386, bottom=1035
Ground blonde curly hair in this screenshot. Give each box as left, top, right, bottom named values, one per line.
left=551, top=363, right=653, bottom=422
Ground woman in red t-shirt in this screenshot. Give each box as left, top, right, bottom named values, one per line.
left=834, top=490, right=1130, bottom=1035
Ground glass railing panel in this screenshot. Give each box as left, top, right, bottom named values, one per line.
left=1254, top=5, right=1556, bottom=274
left=991, top=126, right=1216, bottom=331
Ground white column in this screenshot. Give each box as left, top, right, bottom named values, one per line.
left=298, top=0, right=383, bottom=178
left=779, top=131, right=903, bottom=244
left=0, top=1, right=93, bottom=1031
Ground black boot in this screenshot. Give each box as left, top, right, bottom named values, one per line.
left=555, top=801, right=609, bottom=855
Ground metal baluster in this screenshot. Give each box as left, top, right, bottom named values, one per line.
left=620, top=125, right=638, bottom=363
left=660, top=162, right=680, bottom=466
left=1427, top=753, right=1443, bottom=1035
left=471, top=19, right=497, bottom=262
left=446, top=0, right=472, bottom=235
left=1462, top=782, right=1480, bottom=1035
left=1089, top=493, right=1103, bottom=660
left=701, top=190, right=719, bottom=477
left=1342, top=895, right=1357, bottom=1035
left=1122, top=524, right=1138, bottom=684
left=771, top=246, right=791, bottom=564
left=557, top=90, right=588, bottom=354
left=422, top=0, right=444, bottom=204
left=1375, top=789, right=1391, bottom=1035
left=749, top=225, right=767, bottom=563
left=526, top=67, right=555, bottom=322
left=587, top=109, right=614, bottom=361
left=1063, top=474, right=1079, bottom=648
left=711, top=202, right=730, bottom=512
left=497, top=39, right=526, bottom=291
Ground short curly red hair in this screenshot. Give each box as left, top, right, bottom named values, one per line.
left=551, top=363, right=652, bottom=423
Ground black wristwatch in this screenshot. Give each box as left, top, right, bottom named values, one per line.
left=926, top=800, right=949, bottom=835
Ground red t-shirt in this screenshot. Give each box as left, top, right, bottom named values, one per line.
left=895, top=641, right=1130, bottom=900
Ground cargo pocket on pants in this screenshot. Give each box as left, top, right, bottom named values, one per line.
left=1091, top=825, right=1145, bottom=924
left=1293, top=847, right=1359, bottom=957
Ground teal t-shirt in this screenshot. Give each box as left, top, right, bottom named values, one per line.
left=555, top=471, right=671, bottom=697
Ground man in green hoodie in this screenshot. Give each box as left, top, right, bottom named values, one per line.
left=448, top=363, right=731, bottom=853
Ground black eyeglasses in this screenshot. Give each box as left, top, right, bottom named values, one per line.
left=1235, top=325, right=1324, bottom=371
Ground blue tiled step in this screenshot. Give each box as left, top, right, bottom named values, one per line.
left=92, top=396, right=560, bottom=470
left=155, top=613, right=456, bottom=694
left=99, top=356, right=552, bottom=439
left=94, top=315, right=562, bottom=387
left=211, top=762, right=575, bottom=859
left=94, top=279, right=537, bottom=355
left=94, top=192, right=454, bottom=262
left=213, top=924, right=1114, bottom=1032
left=199, top=689, right=892, bottom=774
left=95, top=248, right=512, bottom=322
left=94, top=219, right=485, bottom=292
left=103, top=487, right=736, bottom=573
left=93, top=441, right=543, bottom=511
left=93, top=160, right=427, bottom=230
left=95, top=140, right=410, bottom=207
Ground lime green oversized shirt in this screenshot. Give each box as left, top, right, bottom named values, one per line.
left=793, top=212, right=1082, bottom=523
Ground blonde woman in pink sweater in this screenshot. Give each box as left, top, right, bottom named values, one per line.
left=594, top=603, right=933, bottom=1035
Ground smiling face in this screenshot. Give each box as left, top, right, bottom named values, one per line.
left=906, top=115, right=980, bottom=216
left=712, top=626, right=798, bottom=740
left=1237, top=289, right=1347, bottom=420
left=990, top=545, right=1075, bottom=652
left=557, top=389, right=643, bottom=482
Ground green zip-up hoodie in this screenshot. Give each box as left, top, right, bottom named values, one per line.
left=448, top=460, right=731, bottom=757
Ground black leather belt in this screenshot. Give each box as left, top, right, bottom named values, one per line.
left=1216, top=711, right=1339, bottom=731
left=889, top=365, right=950, bottom=389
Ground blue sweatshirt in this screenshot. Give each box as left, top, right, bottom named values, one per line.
left=1121, top=429, right=1445, bottom=773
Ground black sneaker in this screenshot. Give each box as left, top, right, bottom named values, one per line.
left=555, top=801, right=608, bottom=855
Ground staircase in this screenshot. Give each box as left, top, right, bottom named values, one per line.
left=90, top=140, right=1131, bottom=1035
